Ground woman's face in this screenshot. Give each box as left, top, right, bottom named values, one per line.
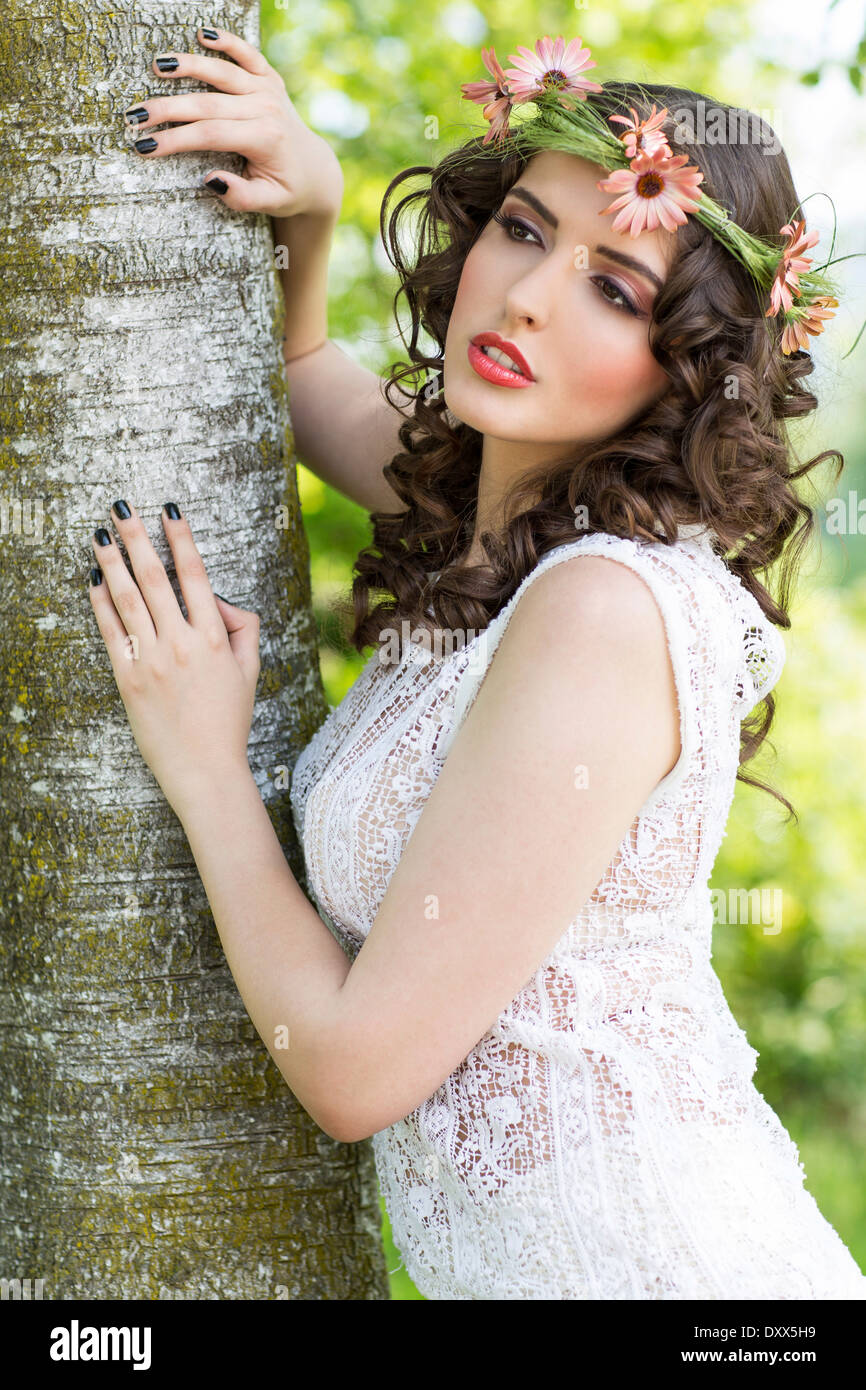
left=443, top=150, right=677, bottom=461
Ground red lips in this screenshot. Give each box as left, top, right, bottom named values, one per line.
left=470, top=332, right=535, bottom=381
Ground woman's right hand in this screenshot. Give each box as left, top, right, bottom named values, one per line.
left=126, top=25, right=344, bottom=221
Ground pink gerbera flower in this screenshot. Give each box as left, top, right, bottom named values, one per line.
left=767, top=219, right=821, bottom=317
left=597, top=149, right=705, bottom=237
left=608, top=104, right=671, bottom=160
left=460, top=46, right=515, bottom=145
left=780, top=295, right=838, bottom=354
left=503, top=35, right=603, bottom=104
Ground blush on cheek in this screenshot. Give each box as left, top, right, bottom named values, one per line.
left=563, top=356, right=623, bottom=409
left=561, top=353, right=665, bottom=433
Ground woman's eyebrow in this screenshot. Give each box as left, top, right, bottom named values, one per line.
left=593, top=244, right=664, bottom=294
left=508, top=185, right=560, bottom=227
left=507, top=185, right=665, bottom=293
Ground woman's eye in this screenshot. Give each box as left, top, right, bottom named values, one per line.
left=591, top=276, right=640, bottom=316
left=491, top=210, right=543, bottom=246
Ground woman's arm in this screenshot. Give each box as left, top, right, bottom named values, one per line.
left=171, top=556, right=679, bottom=1148
left=88, top=501, right=352, bottom=1140
left=175, top=765, right=352, bottom=1140
left=273, top=207, right=414, bottom=515
left=323, top=554, right=681, bottom=1142
left=181, top=555, right=679, bottom=1146
left=89, top=505, right=680, bottom=1147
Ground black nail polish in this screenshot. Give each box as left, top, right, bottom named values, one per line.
left=125, top=106, right=149, bottom=124
left=205, top=176, right=228, bottom=194
left=155, top=57, right=179, bottom=72
left=164, top=502, right=182, bottom=520
left=213, top=592, right=231, bottom=603
left=90, top=567, right=103, bottom=586
left=201, top=27, right=219, bottom=41
left=112, top=498, right=131, bottom=519
left=95, top=527, right=112, bottom=546
left=134, top=136, right=158, bottom=153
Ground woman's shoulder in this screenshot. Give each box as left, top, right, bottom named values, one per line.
left=524, top=528, right=785, bottom=713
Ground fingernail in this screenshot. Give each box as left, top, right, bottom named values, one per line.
left=155, top=56, right=179, bottom=72
left=94, top=527, right=113, bottom=546
left=201, top=27, right=219, bottom=41
left=112, top=499, right=131, bottom=519
left=163, top=502, right=182, bottom=520
left=90, top=567, right=103, bottom=586
left=214, top=592, right=231, bottom=603
left=205, top=176, right=228, bottom=194
left=134, top=136, right=158, bottom=153
left=125, top=106, right=149, bottom=124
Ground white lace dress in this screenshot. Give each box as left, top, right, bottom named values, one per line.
left=289, top=526, right=866, bottom=1300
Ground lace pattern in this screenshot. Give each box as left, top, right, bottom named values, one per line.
left=289, top=529, right=866, bottom=1299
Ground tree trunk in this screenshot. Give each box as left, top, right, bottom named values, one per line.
left=0, top=0, right=389, bottom=1300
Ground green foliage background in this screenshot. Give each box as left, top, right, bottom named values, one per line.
left=260, top=0, right=866, bottom=1298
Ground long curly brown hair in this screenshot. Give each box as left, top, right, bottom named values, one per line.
left=338, top=82, right=844, bottom=821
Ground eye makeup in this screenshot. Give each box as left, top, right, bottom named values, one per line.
left=491, top=208, right=645, bottom=317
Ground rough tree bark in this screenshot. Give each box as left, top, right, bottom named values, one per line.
left=0, top=0, right=389, bottom=1299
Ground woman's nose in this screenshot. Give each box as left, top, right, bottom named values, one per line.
left=503, top=254, right=567, bottom=327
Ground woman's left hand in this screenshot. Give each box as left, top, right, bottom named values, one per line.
left=88, top=500, right=260, bottom=818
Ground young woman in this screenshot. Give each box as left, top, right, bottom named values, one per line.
left=90, top=26, right=866, bottom=1299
